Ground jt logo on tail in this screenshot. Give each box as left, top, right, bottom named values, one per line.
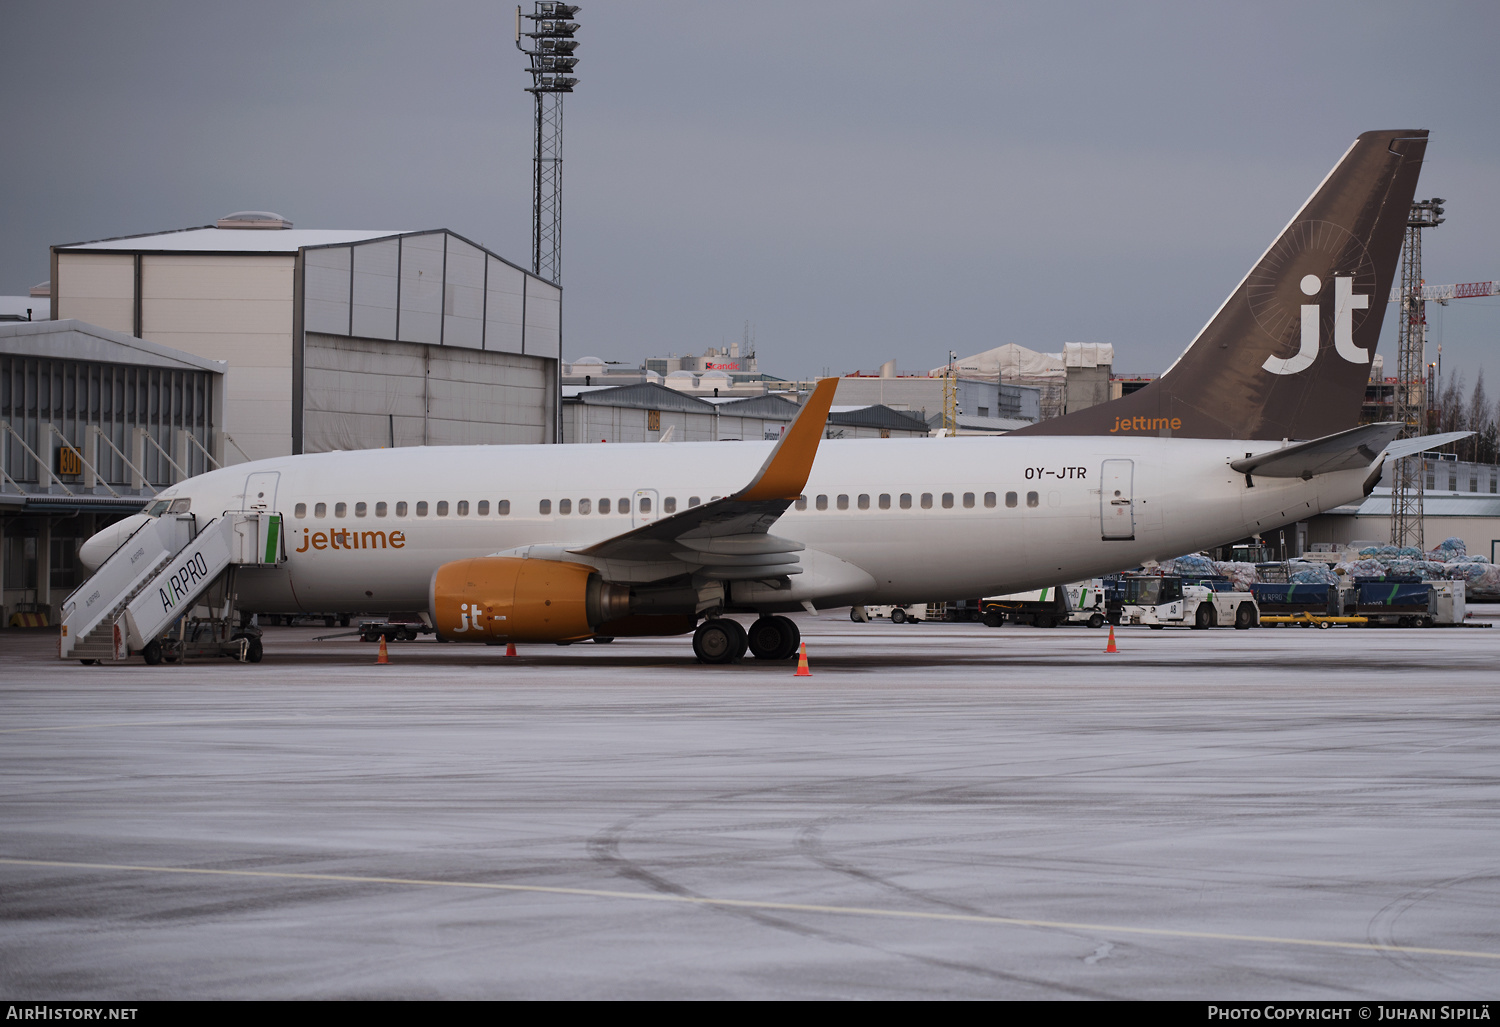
left=1262, top=274, right=1372, bottom=376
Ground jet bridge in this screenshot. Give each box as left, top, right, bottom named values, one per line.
left=60, top=512, right=285, bottom=664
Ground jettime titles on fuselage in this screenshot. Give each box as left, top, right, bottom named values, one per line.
left=294, top=528, right=407, bottom=553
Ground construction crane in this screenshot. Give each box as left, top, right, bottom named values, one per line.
left=1388, top=279, right=1498, bottom=303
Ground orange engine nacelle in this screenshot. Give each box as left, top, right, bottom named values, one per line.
left=430, top=558, right=631, bottom=643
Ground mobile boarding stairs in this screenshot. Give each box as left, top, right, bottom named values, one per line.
left=59, top=512, right=285, bottom=664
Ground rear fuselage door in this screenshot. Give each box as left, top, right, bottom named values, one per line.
left=1100, top=459, right=1134, bottom=540
left=633, top=489, right=658, bottom=528
left=243, top=471, right=281, bottom=513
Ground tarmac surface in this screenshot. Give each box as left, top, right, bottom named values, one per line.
left=3, top=612, right=1499, bottom=1000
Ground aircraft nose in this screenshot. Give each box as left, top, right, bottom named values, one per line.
left=79, top=513, right=152, bottom=571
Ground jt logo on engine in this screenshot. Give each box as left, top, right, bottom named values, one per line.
left=1262, top=274, right=1370, bottom=376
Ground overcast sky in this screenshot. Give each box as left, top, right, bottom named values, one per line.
left=4, top=1, right=1496, bottom=390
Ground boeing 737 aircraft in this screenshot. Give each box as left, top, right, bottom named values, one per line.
left=70, top=129, right=1464, bottom=665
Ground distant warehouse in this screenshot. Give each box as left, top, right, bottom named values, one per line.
left=50, top=212, right=561, bottom=464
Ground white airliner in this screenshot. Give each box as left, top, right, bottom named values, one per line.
left=73, top=129, right=1462, bottom=664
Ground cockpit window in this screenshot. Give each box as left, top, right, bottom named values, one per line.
left=167, top=498, right=191, bottom=514
left=146, top=501, right=169, bottom=517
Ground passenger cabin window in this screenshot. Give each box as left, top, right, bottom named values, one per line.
left=618, top=498, right=629, bottom=514
left=315, top=502, right=327, bottom=518
left=376, top=502, right=388, bottom=517
left=396, top=501, right=408, bottom=517
left=335, top=502, right=347, bottom=517
left=559, top=499, right=572, bottom=515
left=436, top=501, right=449, bottom=516
left=638, top=497, right=651, bottom=514
left=941, top=493, right=954, bottom=509
left=963, top=493, right=975, bottom=509
left=1026, top=491, right=1039, bottom=508
left=795, top=496, right=807, bottom=511
left=921, top=493, right=933, bottom=509
left=984, top=492, right=996, bottom=508
left=663, top=497, right=676, bottom=514
left=878, top=494, right=890, bottom=510
left=355, top=502, right=367, bottom=517
left=457, top=500, right=469, bottom=516
left=900, top=493, right=912, bottom=509
left=539, top=499, right=551, bottom=515
left=1005, top=492, right=1018, bottom=508
left=498, top=500, right=510, bottom=515
left=476, top=500, right=488, bottom=515
left=836, top=495, right=849, bottom=510
left=857, top=494, right=869, bottom=510
left=294, top=503, right=307, bottom=518
left=416, top=501, right=429, bottom=516
left=579, top=498, right=592, bottom=514
left=816, top=495, right=828, bottom=511
left=598, top=498, right=610, bottom=514
left=688, top=496, right=701, bottom=507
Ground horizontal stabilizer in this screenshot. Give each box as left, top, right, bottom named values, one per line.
left=1231, top=424, right=1474, bottom=479
left=1379, top=430, right=1473, bottom=462
left=1231, top=423, right=1402, bottom=478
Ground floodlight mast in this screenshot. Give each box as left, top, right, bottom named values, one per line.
left=516, top=3, right=580, bottom=284
left=1389, top=197, right=1445, bottom=550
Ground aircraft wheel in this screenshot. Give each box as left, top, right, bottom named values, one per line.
left=849, top=607, right=862, bottom=623
left=1088, top=613, right=1105, bottom=629
left=749, top=615, right=799, bottom=660
left=772, top=616, right=800, bottom=659
left=1235, top=604, right=1256, bottom=630
left=693, top=620, right=740, bottom=665
left=141, top=640, right=163, bottom=666
left=747, top=617, right=785, bottom=659
left=890, top=608, right=907, bottom=624
left=1194, top=605, right=1216, bottom=629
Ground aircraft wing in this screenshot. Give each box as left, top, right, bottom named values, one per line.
left=1230, top=423, right=1474, bottom=479
left=566, top=378, right=839, bottom=575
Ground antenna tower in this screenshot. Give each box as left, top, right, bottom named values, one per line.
left=516, top=3, right=580, bottom=284
left=1389, top=198, right=1444, bottom=549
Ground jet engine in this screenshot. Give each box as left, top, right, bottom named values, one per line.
left=430, top=557, right=631, bottom=643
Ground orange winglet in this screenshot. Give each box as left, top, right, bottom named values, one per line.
left=736, top=378, right=839, bottom=502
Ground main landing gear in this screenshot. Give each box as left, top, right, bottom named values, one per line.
left=692, top=615, right=800, bottom=665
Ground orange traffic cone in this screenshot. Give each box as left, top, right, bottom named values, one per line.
left=794, top=642, right=811, bottom=677
left=505, top=642, right=517, bottom=657
left=1104, top=624, right=1118, bottom=654
left=377, top=635, right=390, bottom=664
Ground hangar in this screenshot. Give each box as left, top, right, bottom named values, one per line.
left=50, top=212, right=562, bottom=462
